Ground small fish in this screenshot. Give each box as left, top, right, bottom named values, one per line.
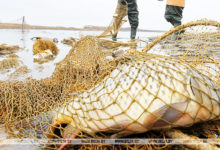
left=52, top=54, right=220, bottom=141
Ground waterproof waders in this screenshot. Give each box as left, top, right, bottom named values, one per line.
left=164, top=5, right=184, bottom=27
left=112, top=0, right=139, bottom=41
left=164, top=0, right=185, bottom=40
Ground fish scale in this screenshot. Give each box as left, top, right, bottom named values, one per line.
left=54, top=55, right=220, bottom=137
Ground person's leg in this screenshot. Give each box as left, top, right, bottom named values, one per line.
left=164, top=5, right=184, bottom=40
left=126, top=0, right=139, bottom=40
left=112, top=34, right=117, bottom=41
left=164, top=5, right=184, bottom=28
left=112, top=0, right=126, bottom=41
left=129, top=16, right=139, bottom=40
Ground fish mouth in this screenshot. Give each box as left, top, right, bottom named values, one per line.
left=50, top=123, right=68, bottom=138
left=49, top=112, right=74, bottom=138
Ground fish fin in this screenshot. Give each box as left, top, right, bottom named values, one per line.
left=100, top=120, right=133, bottom=133
left=189, top=76, right=203, bottom=102
left=144, top=101, right=189, bottom=129
left=110, top=130, right=134, bottom=138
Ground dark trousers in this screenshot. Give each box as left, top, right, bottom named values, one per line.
left=126, top=0, right=139, bottom=30
left=113, top=0, right=139, bottom=40
left=164, top=5, right=184, bottom=27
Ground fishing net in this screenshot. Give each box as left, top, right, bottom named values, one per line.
left=61, top=38, right=76, bottom=47
left=0, top=44, right=20, bottom=55
left=33, top=39, right=60, bottom=63
left=0, top=19, right=219, bottom=150
left=98, top=1, right=137, bottom=49
left=33, top=39, right=59, bottom=55
left=98, top=1, right=128, bottom=38
left=0, top=57, right=20, bottom=72
left=143, top=19, right=220, bottom=86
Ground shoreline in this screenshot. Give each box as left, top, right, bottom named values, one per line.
left=0, top=23, right=166, bottom=32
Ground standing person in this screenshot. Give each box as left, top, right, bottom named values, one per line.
left=164, top=0, right=185, bottom=28
left=112, top=0, right=139, bottom=41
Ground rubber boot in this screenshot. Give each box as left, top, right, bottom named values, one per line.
left=130, top=27, right=137, bottom=49
left=112, top=34, right=117, bottom=41
left=130, top=27, right=137, bottom=40
left=173, top=22, right=181, bottom=28
left=172, top=22, right=183, bottom=40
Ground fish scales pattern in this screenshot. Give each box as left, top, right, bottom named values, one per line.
left=54, top=54, right=220, bottom=138
left=0, top=19, right=219, bottom=150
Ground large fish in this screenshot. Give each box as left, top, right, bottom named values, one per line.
left=52, top=54, right=220, bottom=142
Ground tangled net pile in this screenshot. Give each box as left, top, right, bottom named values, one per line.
left=0, top=44, right=20, bottom=55
left=33, top=39, right=59, bottom=55
left=98, top=1, right=128, bottom=38
left=0, top=19, right=219, bottom=150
